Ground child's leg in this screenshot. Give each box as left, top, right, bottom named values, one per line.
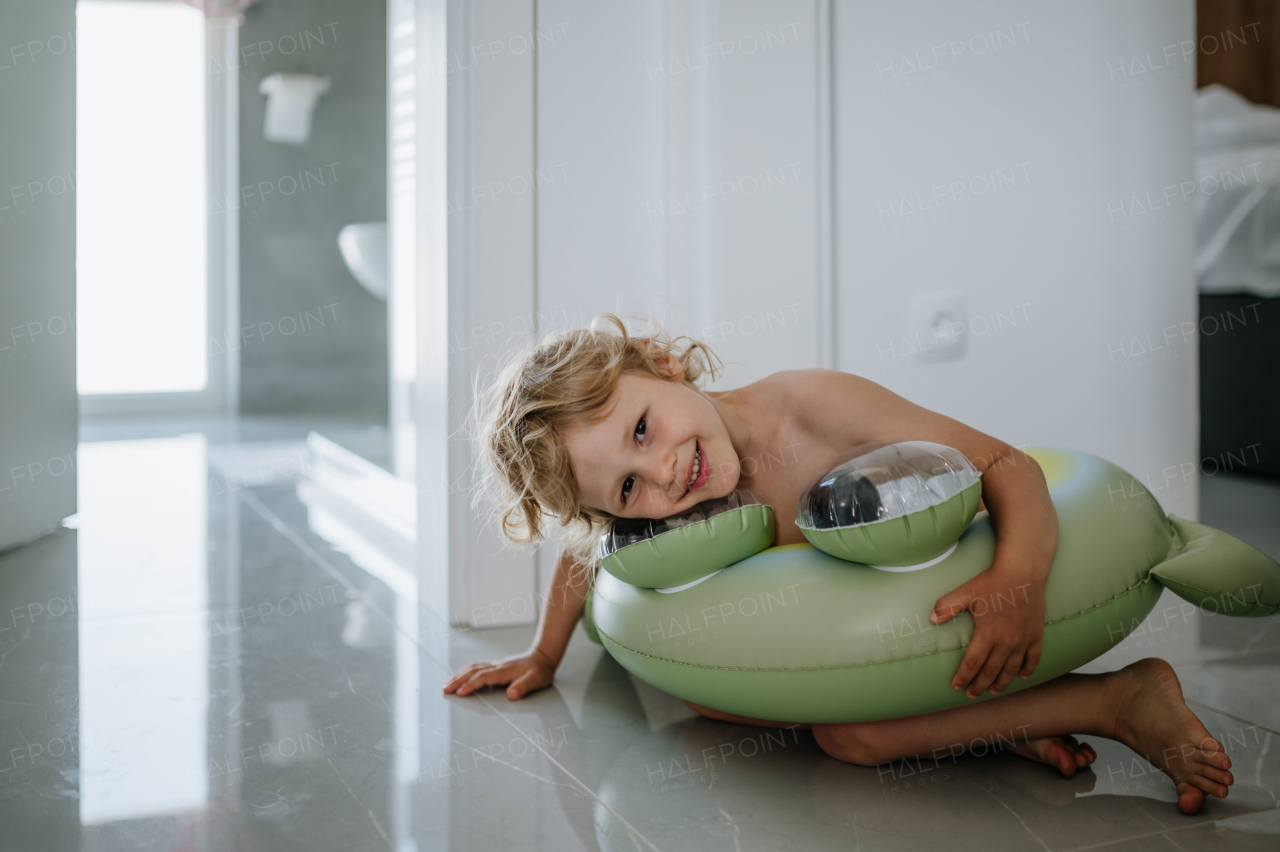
left=688, top=659, right=1232, bottom=815
left=686, top=700, right=1096, bottom=776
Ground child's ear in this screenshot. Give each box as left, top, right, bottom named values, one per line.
left=640, top=340, right=685, bottom=380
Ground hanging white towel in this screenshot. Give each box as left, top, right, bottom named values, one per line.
left=259, top=72, right=330, bottom=145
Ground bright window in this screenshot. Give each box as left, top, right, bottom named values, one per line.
left=76, top=0, right=208, bottom=395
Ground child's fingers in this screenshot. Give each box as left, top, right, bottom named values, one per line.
left=443, top=662, right=493, bottom=693
left=988, top=650, right=1025, bottom=696
left=506, top=669, right=543, bottom=700
left=952, top=636, right=994, bottom=692
left=931, top=587, right=973, bottom=625
left=1019, top=642, right=1042, bottom=679
left=968, top=645, right=1012, bottom=699
left=444, top=661, right=501, bottom=691
left=457, top=671, right=508, bottom=696
left=454, top=664, right=516, bottom=696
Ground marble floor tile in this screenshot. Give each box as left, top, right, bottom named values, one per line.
left=2, top=423, right=1279, bottom=851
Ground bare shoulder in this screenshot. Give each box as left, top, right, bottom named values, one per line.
left=742, top=368, right=852, bottom=401
left=742, top=369, right=1016, bottom=472
left=749, top=369, right=895, bottom=421
left=728, top=369, right=885, bottom=442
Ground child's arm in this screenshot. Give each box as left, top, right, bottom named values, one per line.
left=792, top=371, right=1058, bottom=701
left=443, top=547, right=592, bottom=700
left=927, top=445, right=1057, bottom=700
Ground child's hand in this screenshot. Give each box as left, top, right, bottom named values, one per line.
left=443, top=648, right=557, bottom=700
left=930, top=563, right=1047, bottom=699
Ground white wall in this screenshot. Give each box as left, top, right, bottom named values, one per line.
left=413, top=0, right=1199, bottom=627
left=411, top=0, right=834, bottom=625
left=537, top=0, right=830, bottom=388
left=834, top=0, right=1198, bottom=518
left=533, top=0, right=832, bottom=598
left=412, top=0, right=541, bottom=627
left=0, top=0, right=79, bottom=549
left=535, top=1, right=667, bottom=332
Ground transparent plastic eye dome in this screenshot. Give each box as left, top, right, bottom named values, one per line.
left=796, top=441, right=981, bottom=531
left=598, top=490, right=765, bottom=560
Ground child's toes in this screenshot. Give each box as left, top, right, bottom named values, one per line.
left=1058, top=735, right=1096, bottom=769
left=1199, top=764, right=1233, bottom=788
left=1050, top=742, right=1079, bottom=776
left=1176, top=783, right=1207, bottom=814
left=1186, top=767, right=1230, bottom=800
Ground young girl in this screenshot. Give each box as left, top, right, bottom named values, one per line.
left=444, top=315, right=1233, bottom=815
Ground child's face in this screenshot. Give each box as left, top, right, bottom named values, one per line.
left=562, top=371, right=739, bottom=519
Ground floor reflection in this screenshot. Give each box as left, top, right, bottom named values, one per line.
left=79, top=431, right=399, bottom=851
left=0, top=528, right=81, bottom=852
left=77, top=436, right=209, bottom=824
left=0, top=421, right=1278, bottom=851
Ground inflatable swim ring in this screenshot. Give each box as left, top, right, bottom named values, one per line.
left=584, top=443, right=1280, bottom=723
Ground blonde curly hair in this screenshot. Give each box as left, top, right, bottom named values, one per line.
left=474, top=313, right=722, bottom=571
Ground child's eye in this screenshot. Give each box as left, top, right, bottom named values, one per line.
left=634, top=417, right=646, bottom=443
left=621, top=475, right=635, bottom=502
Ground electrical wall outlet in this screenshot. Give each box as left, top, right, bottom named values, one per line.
left=910, top=291, right=968, bottom=363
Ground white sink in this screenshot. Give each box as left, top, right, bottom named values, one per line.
left=337, top=222, right=388, bottom=301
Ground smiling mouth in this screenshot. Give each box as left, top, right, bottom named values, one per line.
left=684, top=442, right=707, bottom=496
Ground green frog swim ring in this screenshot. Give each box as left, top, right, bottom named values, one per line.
left=584, top=442, right=1280, bottom=723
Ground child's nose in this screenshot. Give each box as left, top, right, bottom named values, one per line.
left=643, top=449, right=680, bottom=496
left=662, top=449, right=681, bottom=495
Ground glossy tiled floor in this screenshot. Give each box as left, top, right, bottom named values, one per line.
left=1, top=418, right=1279, bottom=851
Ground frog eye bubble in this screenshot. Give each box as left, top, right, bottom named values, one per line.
left=796, top=441, right=983, bottom=570
left=597, top=490, right=775, bottom=590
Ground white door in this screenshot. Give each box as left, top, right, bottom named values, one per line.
left=832, top=0, right=1198, bottom=519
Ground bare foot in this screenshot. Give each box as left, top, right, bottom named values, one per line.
left=1007, top=735, right=1097, bottom=777
left=1108, top=658, right=1233, bottom=814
